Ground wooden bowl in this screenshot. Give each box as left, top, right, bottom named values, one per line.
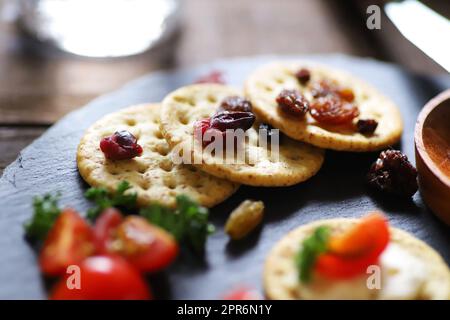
left=415, top=89, right=450, bottom=225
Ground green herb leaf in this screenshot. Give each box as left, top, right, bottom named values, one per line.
left=296, top=226, right=330, bottom=283
left=140, top=195, right=214, bottom=253
left=85, top=181, right=137, bottom=220
left=24, top=193, right=61, bottom=241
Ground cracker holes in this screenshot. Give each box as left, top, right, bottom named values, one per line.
left=179, top=115, right=189, bottom=125
left=126, top=119, right=136, bottom=126
left=207, top=95, right=217, bottom=104
left=154, top=130, right=164, bottom=139
left=167, top=182, right=177, bottom=190
left=137, top=166, right=147, bottom=174
left=140, top=180, right=151, bottom=190
left=159, top=161, right=173, bottom=172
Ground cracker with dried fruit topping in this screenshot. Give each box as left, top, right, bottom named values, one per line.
left=160, top=84, right=325, bottom=186
left=77, top=103, right=239, bottom=208
left=264, top=214, right=450, bottom=300
left=245, top=62, right=403, bottom=152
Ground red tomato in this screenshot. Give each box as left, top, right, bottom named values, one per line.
left=93, top=212, right=179, bottom=273
left=92, top=208, right=123, bottom=254
left=50, top=255, right=151, bottom=300
left=39, top=208, right=95, bottom=276
left=315, top=212, right=390, bottom=279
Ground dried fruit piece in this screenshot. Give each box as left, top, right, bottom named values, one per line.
left=357, top=119, right=378, bottom=134
left=100, top=130, right=143, bottom=160
left=225, top=200, right=264, bottom=240
left=219, top=96, right=253, bottom=113
left=210, top=111, right=255, bottom=132
left=310, top=96, right=359, bottom=125
left=367, top=150, right=418, bottom=197
left=295, top=68, right=311, bottom=85
left=338, top=88, right=355, bottom=102
left=310, top=80, right=355, bottom=102
left=276, top=89, right=309, bottom=117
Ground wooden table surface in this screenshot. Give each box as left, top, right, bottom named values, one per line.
left=0, top=0, right=449, bottom=176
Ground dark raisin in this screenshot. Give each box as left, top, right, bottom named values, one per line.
left=276, top=89, right=309, bottom=117
left=367, top=150, right=418, bottom=198
left=100, top=130, right=143, bottom=160
left=357, top=119, right=378, bottom=134
left=295, top=68, right=311, bottom=85
left=210, top=111, right=255, bottom=132
left=219, top=96, right=253, bottom=113
left=194, top=70, right=225, bottom=84
left=310, top=96, right=359, bottom=125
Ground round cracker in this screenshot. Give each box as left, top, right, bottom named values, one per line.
left=245, top=61, right=403, bottom=152
left=160, top=84, right=325, bottom=187
left=264, top=218, right=450, bottom=300
left=77, top=103, right=239, bottom=208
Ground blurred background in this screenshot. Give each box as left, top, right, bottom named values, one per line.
left=0, top=0, right=449, bottom=176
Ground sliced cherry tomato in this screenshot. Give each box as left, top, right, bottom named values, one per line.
left=39, top=208, right=95, bottom=276
left=50, top=255, right=151, bottom=300
left=114, top=216, right=179, bottom=272
left=92, top=208, right=123, bottom=254
left=93, top=212, right=179, bottom=273
left=315, top=212, right=389, bottom=279
left=222, top=287, right=262, bottom=300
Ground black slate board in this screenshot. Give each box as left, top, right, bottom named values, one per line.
left=0, top=55, right=449, bottom=299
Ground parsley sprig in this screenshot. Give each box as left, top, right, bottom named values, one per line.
left=24, top=181, right=215, bottom=252
left=84, top=181, right=137, bottom=220
left=296, top=226, right=330, bottom=283
left=24, top=193, right=61, bottom=241
left=140, top=195, right=215, bottom=253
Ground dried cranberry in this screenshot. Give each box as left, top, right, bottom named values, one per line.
left=219, top=96, right=253, bottom=113
left=295, top=68, right=311, bottom=85
left=194, top=118, right=211, bottom=136
left=357, top=119, right=378, bottom=134
left=367, top=150, right=418, bottom=198
left=194, top=118, right=213, bottom=147
left=310, top=96, right=359, bottom=125
left=276, top=89, right=309, bottom=117
left=194, top=70, right=225, bottom=84
left=210, top=111, right=255, bottom=132
left=100, top=130, right=143, bottom=160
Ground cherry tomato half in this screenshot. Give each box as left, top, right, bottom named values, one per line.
left=315, top=212, right=389, bottom=279
left=93, top=212, right=179, bottom=273
left=39, top=208, right=95, bottom=276
left=50, top=255, right=151, bottom=300
left=92, top=208, right=123, bottom=254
